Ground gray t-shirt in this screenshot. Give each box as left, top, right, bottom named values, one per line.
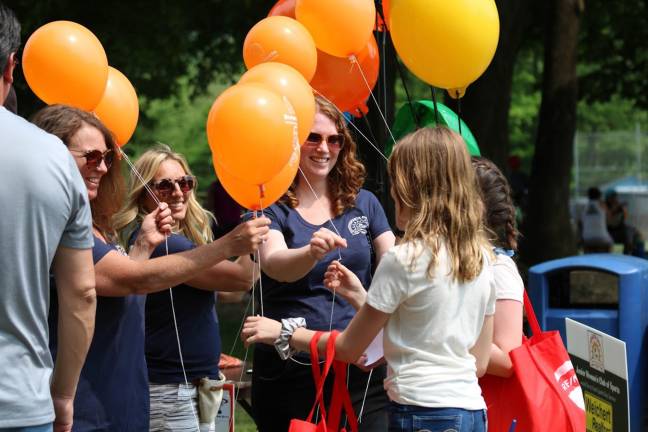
left=0, top=107, right=93, bottom=427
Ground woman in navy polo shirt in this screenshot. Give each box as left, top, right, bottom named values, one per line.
left=32, top=105, right=269, bottom=432
left=114, top=144, right=256, bottom=432
left=253, top=96, right=396, bottom=431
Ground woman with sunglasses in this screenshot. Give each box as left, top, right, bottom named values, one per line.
left=250, top=96, right=395, bottom=431
left=113, top=144, right=257, bottom=432
left=31, top=105, right=270, bottom=432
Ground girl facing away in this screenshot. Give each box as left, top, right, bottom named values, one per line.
left=471, top=157, right=524, bottom=378
left=242, top=126, right=496, bottom=432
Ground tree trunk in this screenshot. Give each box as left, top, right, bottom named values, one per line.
left=447, top=0, right=534, bottom=170
left=520, top=0, right=584, bottom=266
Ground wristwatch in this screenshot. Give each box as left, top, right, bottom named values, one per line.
left=274, top=317, right=306, bottom=360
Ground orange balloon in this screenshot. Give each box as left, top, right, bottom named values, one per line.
left=310, top=36, right=379, bottom=115
left=93, top=67, right=139, bottom=146
left=295, top=0, right=375, bottom=57
left=207, top=84, right=298, bottom=185
left=213, top=147, right=299, bottom=210
left=268, top=0, right=296, bottom=18
left=243, top=16, right=317, bottom=82
left=23, top=21, right=108, bottom=111
left=239, top=62, right=315, bottom=144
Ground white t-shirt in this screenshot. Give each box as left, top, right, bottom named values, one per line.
left=580, top=200, right=613, bottom=245
left=492, top=254, right=524, bottom=302
left=366, top=241, right=495, bottom=410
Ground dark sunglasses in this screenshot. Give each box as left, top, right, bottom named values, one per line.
left=304, top=132, right=345, bottom=149
left=70, top=149, right=114, bottom=169
left=151, top=175, right=196, bottom=195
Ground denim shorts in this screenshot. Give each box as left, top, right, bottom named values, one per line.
left=0, top=424, right=53, bottom=432
left=388, top=403, right=487, bottom=432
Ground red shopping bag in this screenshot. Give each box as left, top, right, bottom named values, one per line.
left=289, top=331, right=359, bottom=432
left=479, top=291, right=586, bottom=431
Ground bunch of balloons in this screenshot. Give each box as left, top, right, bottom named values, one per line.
left=209, top=0, right=380, bottom=210
left=23, top=21, right=139, bottom=146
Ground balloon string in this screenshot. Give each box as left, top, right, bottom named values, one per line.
left=381, top=30, right=388, bottom=116
left=456, top=92, right=463, bottom=135
left=119, top=148, right=200, bottom=431
left=312, top=89, right=388, bottom=162
left=430, top=86, right=440, bottom=125
left=391, top=51, right=420, bottom=129
left=375, top=0, right=389, bottom=32
left=351, top=55, right=397, bottom=148
left=296, top=167, right=344, bottom=261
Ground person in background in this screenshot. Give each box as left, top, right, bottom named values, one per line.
left=605, top=189, right=644, bottom=256
left=579, top=187, right=613, bottom=253
left=249, top=96, right=395, bottom=431
left=0, top=5, right=96, bottom=431
left=32, top=105, right=269, bottom=432
left=243, top=126, right=495, bottom=432
left=114, top=145, right=259, bottom=432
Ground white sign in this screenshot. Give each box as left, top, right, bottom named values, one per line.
left=566, top=318, right=630, bottom=432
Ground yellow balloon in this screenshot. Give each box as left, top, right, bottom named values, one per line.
left=389, top=0, right=499, bottom=90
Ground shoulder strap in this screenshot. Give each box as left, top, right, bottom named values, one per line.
left=523, top=290, right=542, bottom=336
left=305, top=331, right=337, bottom=427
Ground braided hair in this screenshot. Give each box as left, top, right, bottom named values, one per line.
left=471, top=157, right=519, bottom=251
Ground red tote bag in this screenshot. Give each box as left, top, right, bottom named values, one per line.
left=479, top=291, right=586, bottom=431
left=289, top=331, right=359, bottom=432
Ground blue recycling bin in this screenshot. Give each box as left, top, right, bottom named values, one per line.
left=528, top=254, right=648, bottom=432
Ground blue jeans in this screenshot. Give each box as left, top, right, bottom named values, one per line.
left=388, top=403, right=487, bottom=432
left=0, top=424, right=53, bottom=432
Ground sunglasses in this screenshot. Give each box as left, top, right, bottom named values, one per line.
left=304, top=132, right=345, bottom=149
left=70, top=149, right=114, bottom=169
left=151, top=175, right=196, bottom=195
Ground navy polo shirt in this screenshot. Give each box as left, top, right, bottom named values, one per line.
left=136, top=232, right=221, bottom=383
left=49, top=235, right=148, bottom=431
left=259, top=189, right=392, bottom=331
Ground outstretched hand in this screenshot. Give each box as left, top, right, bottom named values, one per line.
left=241, top=315, right=282, bottom=347
left=224, top=217, right=271, bottom=257
left=324, top=260, right=366, bottom=310
left=309, top=228, right=347, bottom=261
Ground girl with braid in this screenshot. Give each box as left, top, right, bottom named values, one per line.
left=471, top=157, right=524, bottom=378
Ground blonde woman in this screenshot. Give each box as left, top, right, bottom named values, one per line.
left=31, top=105, right=269, bottom=432
left=114, top=145, right=256, bottom=431
left=243, top=127, right=495, bottom=432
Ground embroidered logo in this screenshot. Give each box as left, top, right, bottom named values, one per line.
left=348, top=216, right=369, bottom=235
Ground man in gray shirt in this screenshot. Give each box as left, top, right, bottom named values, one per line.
left=0, top=4, right=96, bottom=431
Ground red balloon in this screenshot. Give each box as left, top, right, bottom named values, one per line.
left=310, top=36, right=379, bottom=115
left=268, top=0, right=296, bottom=18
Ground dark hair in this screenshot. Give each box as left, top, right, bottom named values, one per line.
left=472, top=157, right=519, bottom=251
left=31, top=105, right=125, bottom=238
left=588, top=187, right=602, bottom=201
left=282, top=96, right=366, bottom=216
left=0, top=2, right=20, bottom=72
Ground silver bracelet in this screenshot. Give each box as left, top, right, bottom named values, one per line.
left=274, top=317, right=306, bottom=360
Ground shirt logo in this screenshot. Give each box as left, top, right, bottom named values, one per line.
left=348, top=216, right=369, bottom=236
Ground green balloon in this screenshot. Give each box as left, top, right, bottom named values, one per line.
left=389, top=100, right=480, bottom=157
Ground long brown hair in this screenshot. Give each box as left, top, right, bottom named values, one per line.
left=281, top=96, right=366, bottom=216
left=389, top=126, right=489, bottom=283
left=472, top=157, right=519, bottom=251
left=31, top=104, right=125, bottom=239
